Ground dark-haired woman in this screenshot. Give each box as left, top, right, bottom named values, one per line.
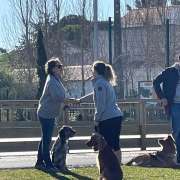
left=80, top=61, right=123, bottom=163
left=35, top=57, right=76, bottom=172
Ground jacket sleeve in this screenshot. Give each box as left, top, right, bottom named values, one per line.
left=48, top=80, right=65, bottom=102
left=94, top=83, right=106, bottom=122
left=79, top=93, right=93, bottom=103
left=153, top=71, right=165, bottom=99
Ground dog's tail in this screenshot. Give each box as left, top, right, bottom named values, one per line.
left=126, top=159, right=134, bottom=166
left=173, top=163, right=180, bottom=169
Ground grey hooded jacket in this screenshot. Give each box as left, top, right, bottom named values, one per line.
left=37, top=74, right=65, bottom=119
left=93, top=75, right=123, bottom=122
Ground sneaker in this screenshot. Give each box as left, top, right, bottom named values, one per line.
left=35, top=162, right=46, bottom=171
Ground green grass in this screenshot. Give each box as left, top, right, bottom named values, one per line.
left=0, top=166, right=180, bottom=180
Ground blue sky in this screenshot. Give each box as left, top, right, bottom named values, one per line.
left=0, top=0, right=133, bottom=50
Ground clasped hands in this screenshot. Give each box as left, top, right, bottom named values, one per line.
left=64, top=98, right=80, bottom=104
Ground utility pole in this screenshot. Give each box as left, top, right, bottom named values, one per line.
left=108, top=17, right=112, bottom=65
left=81, top=0, right=86, bottom=96
left=114, top=0, right=124, bottom=99
left=165, top=18, right=170, bottom=67
left=93, top=0, right=98, bottom=60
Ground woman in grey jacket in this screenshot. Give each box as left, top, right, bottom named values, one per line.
left=80, top=61, right=123, bottom=162
left=35, top=57, right=74, bottom=171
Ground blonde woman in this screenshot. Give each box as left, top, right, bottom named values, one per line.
left=80, top=61, right=123, bottom=162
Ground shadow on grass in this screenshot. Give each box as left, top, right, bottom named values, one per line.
left=45, top=169, right=93, bottom=180
left=46, top=171, right=69, bottom=180
left=62, top=170, right=93, bottom=180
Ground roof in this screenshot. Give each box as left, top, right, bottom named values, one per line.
left=12, top=65, right=93, bottom=82
left=63, top=65, right=92, bottom=81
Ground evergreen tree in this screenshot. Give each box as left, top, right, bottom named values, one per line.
left=0, top=48, right=7, bottom=53
left=36, top=28, right=47, bottom=99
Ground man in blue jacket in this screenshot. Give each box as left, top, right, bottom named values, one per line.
left=153, top=58, right=180, bottom=164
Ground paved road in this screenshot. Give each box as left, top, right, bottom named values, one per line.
left=0, top=150, right=155, bottom=169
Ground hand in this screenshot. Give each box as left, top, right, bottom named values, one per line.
left=64, top=98, right=80, bottom=104
left=75, top=99, right=81, bottom=104
left=159, top=98, right=168, bottom=106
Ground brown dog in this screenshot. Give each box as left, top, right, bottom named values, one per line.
left=126, top=135, right=180, bottom=168
left=51, top=126, right=76, bottom=171
left=87, top=133, right=123, bottom=180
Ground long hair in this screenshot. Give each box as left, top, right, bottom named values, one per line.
left=93, top=61, right=117, bottom=86
left=105, top=64, right=117, bottom=86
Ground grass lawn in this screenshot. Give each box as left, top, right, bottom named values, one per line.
left=0, top=166, right=180, bottom=180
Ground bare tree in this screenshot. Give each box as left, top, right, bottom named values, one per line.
left=34, top=0, right=50, bottom=56
left=124, top=1, right=168, bottom=79
left=51, top=0, right=64, bottom=58
left=65, top=0, right=92, bottom=96
left=8, top=0, right=36, bottom=99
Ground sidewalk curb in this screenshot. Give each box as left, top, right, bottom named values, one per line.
left=0, top=150, right=156, bottom=169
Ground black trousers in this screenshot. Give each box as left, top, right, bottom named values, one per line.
left=96, top=116, right=122, bottom=151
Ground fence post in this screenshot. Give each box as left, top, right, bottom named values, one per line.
left=139, top=100, right=146, bottom=150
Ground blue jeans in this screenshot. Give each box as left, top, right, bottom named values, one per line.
left=37, top=116, right=55, bottom=167
left=171, top=103, right=180, bottom=163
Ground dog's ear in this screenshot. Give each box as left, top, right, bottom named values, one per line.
left=167, top=135, right=172, bottom=140
left=86, top=134, right=95, bottom=147
left=167, top=135, right=175, bottom=142
left=60, top=127, right=65, bottom=140
left=167, top=135, right=176, bottom=148
left=86, top=140, right=92, bottom=147
left=158, top=139, right=164, bottom=146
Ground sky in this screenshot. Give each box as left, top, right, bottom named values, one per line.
left=0, top=0, right=133, bottom=50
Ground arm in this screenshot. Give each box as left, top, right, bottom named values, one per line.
left=94, top=83, right=106, bottom=122
left=79, top=93, right=93, bottom=103
left=153, top=72, right=165, bottom=99
left=153, top=71, right=168, bottom=106
left=49, top=81, right=65, bottom=102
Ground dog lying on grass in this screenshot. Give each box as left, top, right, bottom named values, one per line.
left=87, top=133, right=123, bottom=180
left=126, top=135, right=180, bottom=168
left=51, top=125, right=76, bottom=172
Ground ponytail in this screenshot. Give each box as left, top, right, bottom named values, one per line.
left=93, top=60, right=117, bottom=86
left=105, top=64, right=117, bottom=86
